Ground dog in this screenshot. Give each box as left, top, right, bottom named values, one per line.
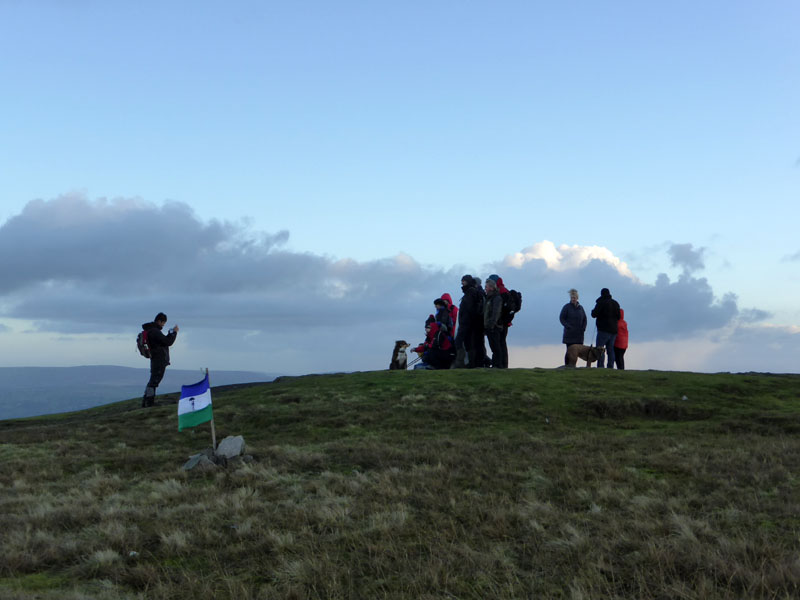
left=390, top=340, right=410, bottom=370
left=565, top=344, right=605, bottom=368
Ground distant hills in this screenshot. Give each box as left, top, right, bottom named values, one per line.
left=0, top=365, right=278, bottom=419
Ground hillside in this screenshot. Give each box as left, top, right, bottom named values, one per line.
left=1, top=368, right=799, bottom=599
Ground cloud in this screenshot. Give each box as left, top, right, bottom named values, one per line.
left=503, top=241, right=637, bottom=279
left=668, top=243, right=705, bottom=274
left=0, top=194, right=784, bottom=373
left=782, top=250, right=800, bottom=262
left=0, top=194, right=457, bottom=336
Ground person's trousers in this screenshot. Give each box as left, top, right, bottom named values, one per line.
left=614, top=347, right=626, bottom=370
left=486, top=327, right=505, bottom=368
left=473, top=328, right=488, bottom=368
left=143, top=359, right=168, bottom=407
left=595, top=331, right=617, bottom=368
left=453, top=328, right=469, bottom=368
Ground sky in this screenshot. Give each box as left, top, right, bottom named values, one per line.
left=1, top=1, right=798, bottom=375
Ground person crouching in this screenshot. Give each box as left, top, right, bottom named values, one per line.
left=412, top=316, right=456, bottom=370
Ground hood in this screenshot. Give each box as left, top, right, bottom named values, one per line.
left=142, top=321, right=161, bottom=330
left=600, top=288, right=611, bottom=298
left=441, top=293, right=454, bottom=306
left=496, top=277, right=509, bottom=294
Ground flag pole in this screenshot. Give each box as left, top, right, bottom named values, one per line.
left=206, top=368, right=216, bottom=450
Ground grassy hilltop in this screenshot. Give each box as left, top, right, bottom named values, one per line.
left=1, top=368, right=799, bottom=599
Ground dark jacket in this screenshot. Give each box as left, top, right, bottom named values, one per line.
left=559, top=302, right=587, bottom=344
left=484, top=289, right=503, bottom=330
left=434, top=306, right=454, bottom=335
left=142, top=322, right=177, bottom=365
left=458, top=282, right=483, bottom=332
left=591, top=291, right=621, bottom=334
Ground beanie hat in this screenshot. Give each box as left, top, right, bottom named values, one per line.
left=488, top=274, right=500, bottom=283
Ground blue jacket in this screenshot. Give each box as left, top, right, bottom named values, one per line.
left=559, top=302, right=587, bottom=345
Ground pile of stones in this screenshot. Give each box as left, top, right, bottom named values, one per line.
left=182, top=435, right=254, bottom=471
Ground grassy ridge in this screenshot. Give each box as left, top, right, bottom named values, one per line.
left=1, top=369, right=799, bottom=599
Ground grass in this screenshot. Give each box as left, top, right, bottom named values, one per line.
left=1, top=368, right=799, bottom=599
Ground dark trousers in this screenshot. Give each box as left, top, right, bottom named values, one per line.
left=473, top=327, right=488, bottom=368
left=486, top=327, right=505, bottom=368
left=614, top=347, right=626, bottom=370
left=462, top=326, right=486, bottom=368
left=454, top=328, right=469, bottom=368
left=143, top=359, right=168, bottom=407
left=564, top=343, right=579, bottom=365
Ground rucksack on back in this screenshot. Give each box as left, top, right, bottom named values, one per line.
left=136, top=330, right=151, bottom=358
left=501, top=289, right=523, bottom=322
left=509, top=289, right=522, bottom=313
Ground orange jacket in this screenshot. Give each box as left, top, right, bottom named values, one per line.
left=615, top=309, right=629, bottom=349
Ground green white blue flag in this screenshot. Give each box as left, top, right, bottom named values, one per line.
left=178, top=373, right=213, bottom=431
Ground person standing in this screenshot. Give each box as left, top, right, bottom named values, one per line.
left=455, top=275, right=484, bottom=368
left=473, top=277, right=489, bottom=367
left=614, top=308, right=629, bottom=370
left=590, top=288, right=621, bottom=368
left=559, top=288, right=587, bottom=365
left=141, top=312, right=179, bottom=407
left=484, top=278, right=505, bottom=368
left=488, top=274, right=512, bottom=368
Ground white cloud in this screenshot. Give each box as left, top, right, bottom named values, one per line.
left=503, top=241, right=637, bottom=280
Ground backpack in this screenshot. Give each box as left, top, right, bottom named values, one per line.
left=136, top=330, right=151, bottom=359
left=500, top=289, right=523, bottom=322
left=508, top=289, right=522, bottom=313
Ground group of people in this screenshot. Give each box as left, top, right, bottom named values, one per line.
left=412, top=274, right=519, bottom=370
left=411, top=281, right=629, bottom=371
left=138, top=285, right=628, bottom=405
left=560, top=287, right=629, bottom=368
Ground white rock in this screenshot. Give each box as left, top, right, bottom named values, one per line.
left=215, top=435, right=246, bottom=459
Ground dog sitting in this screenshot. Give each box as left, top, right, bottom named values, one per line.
left=389, top=340, right=410, bottom=370
left=565, top=344, right=605, bottom=368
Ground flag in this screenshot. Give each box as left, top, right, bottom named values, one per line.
left=178, top=373, right=213, bottom=431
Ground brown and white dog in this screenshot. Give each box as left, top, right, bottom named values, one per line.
left=390, top=340, right=410, bottom=370
left=565, top=344, right=605, bottom=368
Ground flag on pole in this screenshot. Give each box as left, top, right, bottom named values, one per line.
left=178, top=373, right=213, bottom=431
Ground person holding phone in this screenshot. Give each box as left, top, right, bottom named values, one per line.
left=141, top=312, right=179, bottom=407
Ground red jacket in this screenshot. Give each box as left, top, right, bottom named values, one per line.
left=615, top=309, right=628, bottom=349
left=441, top=293, right=458, bottom=337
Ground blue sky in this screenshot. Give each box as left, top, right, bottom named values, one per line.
left=0, top=1, right=798, bottom=375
